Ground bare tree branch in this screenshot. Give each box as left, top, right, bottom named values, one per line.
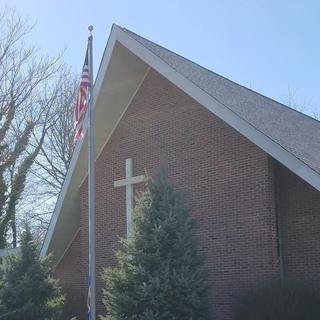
left=0, top=8, right=75, bottom=247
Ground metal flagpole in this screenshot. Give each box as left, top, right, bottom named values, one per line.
left=87, top=25, right=96, bottom=320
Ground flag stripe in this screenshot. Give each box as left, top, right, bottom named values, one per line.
left=74, top=49, right=90, bottom=140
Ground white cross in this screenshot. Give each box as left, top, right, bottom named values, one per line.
left=114, top=159, right=146, bottom=238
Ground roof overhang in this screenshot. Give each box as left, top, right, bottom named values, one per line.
left=41, top=26, right=149, bottom=262
left=41, top=24, right=320, bottom=263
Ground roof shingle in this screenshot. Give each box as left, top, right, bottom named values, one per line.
left=123, top=27, right=320, bottom=175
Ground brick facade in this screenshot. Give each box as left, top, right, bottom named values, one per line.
left=54, top=232, right=82, bottom=319
left=54, top=69, right=320, bottom=319
left=274, top=162, right=320, bottom=284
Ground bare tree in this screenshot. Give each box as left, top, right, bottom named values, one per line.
left=280, top=85, right=319, bottom=121
left=280, top=85, right=312, bottom=113
left=0, top=9, right=71, bottom=247
left=35, top=72, right=77, bottom=195
left=24, top=71, right=78, bottom=238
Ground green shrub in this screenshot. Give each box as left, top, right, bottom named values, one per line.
left=234, top=280, right=320, bottom=320
left=0, top=226, right=65, bottom=320
left=100, top=170, right=212, bottom=320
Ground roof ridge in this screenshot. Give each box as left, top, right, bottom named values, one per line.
left=121, top=26, right=320, bottom=125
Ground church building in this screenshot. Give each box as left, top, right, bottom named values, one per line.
left=41, top=25, right=320, bottom=320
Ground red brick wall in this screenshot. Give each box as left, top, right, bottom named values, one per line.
left=274, top=162, right=320, bottom=284
left=54, top=231, right=82, bottom=319
left=57, top=69, right=281, bottom=319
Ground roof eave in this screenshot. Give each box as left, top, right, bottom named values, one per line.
left=115, top=25, right=320, bottom=191
left=41, top=25, right=149, bottom=259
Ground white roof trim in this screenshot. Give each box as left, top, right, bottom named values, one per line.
left=41, top=26, right=119, bottom=257
left=41, top=24, right=320, bottom=258
left=114, top=26, right=320, bottom=191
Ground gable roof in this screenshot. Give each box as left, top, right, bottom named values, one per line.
left=123, top=27, right=320, bottom=177
left=41, top=24, right=320, bottom=262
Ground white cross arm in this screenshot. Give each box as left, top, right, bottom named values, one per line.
left=114, top=175, right=146, bottom=188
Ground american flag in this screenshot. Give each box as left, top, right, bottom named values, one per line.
left=74, top=50, right=90, bottom=140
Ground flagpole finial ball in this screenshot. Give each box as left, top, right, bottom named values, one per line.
left=88, top=25, right=94, bottom=32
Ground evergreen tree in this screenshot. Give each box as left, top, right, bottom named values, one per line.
left=101, top=171, right=212, bottom=320
left=0, top=225, right=65, bottom=319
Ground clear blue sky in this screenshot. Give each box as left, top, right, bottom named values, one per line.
left=1, top=0, right=319, bottom=115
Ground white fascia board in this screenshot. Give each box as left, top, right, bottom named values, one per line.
left=40, top=125, right=82, bottom=257
left=40, top=26, right=119, bottom=257
left=114, top=25, right=320, bottom=191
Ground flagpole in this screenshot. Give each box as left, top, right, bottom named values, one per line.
left=87, top=25, right=96, bottom=320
